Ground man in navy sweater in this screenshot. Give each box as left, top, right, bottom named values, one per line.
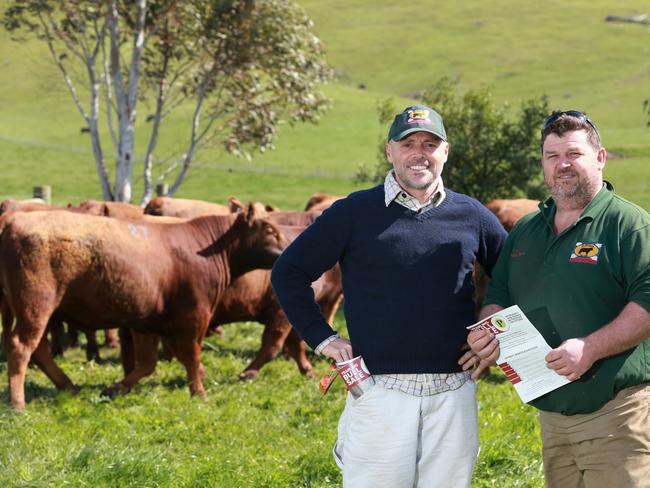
left=271, top=105, right=507, bottom=487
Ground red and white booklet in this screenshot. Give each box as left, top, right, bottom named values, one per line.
left=467, top=305, right=572, bottom=403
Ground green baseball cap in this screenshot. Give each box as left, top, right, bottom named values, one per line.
left=387, top=105, right=447, bottom=142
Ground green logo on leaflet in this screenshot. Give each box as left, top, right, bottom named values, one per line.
left=492, top=316, right=509, bottom=332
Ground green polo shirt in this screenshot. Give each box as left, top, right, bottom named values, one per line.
left=485, top=181, right=650, bottom=415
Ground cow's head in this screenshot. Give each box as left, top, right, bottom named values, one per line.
left=232, top=203, right=286, bottom=274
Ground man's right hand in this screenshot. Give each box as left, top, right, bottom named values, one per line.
left=321, top=338, right=354, bottom=362
left=466, top=329, right=500, bottom=380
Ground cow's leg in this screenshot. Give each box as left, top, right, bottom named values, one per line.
left=83, top=330, right=100, bottom=362
left=0, top=297, right=13, bottom=356
left=29, top=336, right=76, bottom=392
left=165, top=339, right=205, bottom=379
left=119, top=327, right=135, bottom=376
left=48, top=316, right=65, bottom=357
left=66, top=323, right=80, bottom=348
left=174, top=339, right=207, bottom=398
left=8, top=312, right=68, bottom=410
left=283, top=328, right=315, bottom=378
left=240, top=314, right=293, bottom=380
left=101, top=331, right=159, bottom=399
left=104, top=328, right=119, bottom=348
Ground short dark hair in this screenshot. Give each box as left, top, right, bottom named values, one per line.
left=540, top=112, right=601, bottom=153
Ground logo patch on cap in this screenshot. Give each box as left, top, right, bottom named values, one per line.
left=407, top=109, right=431, bottom=124
left=569, top=242, right=602, bottom=264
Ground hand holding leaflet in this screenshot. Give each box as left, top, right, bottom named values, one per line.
left=467, top=305, right=572, bottom=403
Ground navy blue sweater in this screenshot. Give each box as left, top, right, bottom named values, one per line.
left=271, top=185, right=507, bottom=374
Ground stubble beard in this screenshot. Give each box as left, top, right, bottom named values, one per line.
left=547, top=172, right=600, bottom=210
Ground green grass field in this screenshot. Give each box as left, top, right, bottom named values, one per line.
left=0, top=0, right=648, bottom=486
left=0, top=319, right=543, bottom=487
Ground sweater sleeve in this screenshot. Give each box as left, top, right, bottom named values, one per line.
left=476, top=203, right=508, bottom=277
left=271, top=199, right=352, bottom=348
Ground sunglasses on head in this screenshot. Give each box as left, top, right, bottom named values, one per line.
left=541, top=110, right=599, bottom=136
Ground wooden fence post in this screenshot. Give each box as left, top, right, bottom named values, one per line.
left=33, top=185, right=51, bottom=204
left=155, top=183, right=168, bottom=197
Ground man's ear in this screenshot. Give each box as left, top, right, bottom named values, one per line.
left=385, top=142, right=393, bottom=163
left=596, top=147, right=607, bottom=171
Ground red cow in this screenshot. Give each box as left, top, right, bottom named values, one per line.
left=0, top=205, right=284, bottom=410
left=228, top=196, right=278, bottom=214
left=0, top=198, right=50, bottom=214
left=144, top=196, right=230, bottom=218
left=304, top=193, right=344, bottom=212
left=473, top=198, right=541, bottom=316
left=484, top=198, right=540, bottom=232
left=213, top=224, right=342, bottom=379
left=76, top=200, right=145, bottom=220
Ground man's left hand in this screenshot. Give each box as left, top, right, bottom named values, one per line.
left=545, top=338, right=595, bottom=381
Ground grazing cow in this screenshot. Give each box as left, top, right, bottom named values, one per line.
left=304, top=192, right=344, bottom=212
left=76, top=200, right=145, bottom=220
left=0, top=205, right=284, bottom=410
left=484, top=198, right=540, bottom=232
left=228, top=196, right=278, bottom=214
left=214, top=224, right=342, bottom=379
left=0, top=198, right=50, bottom=214
left=144, top=196, right=230, bottom=218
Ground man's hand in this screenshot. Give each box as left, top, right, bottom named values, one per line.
left=545, top=338, right=594, bottom=381
left=321, top=338, right=354, bottom=362
left=459, top=329, right=500, bottom=380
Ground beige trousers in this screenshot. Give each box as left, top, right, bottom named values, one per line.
left=539, top=383, right=650, bottom=488
left=335, top=379, right=479, bottom=488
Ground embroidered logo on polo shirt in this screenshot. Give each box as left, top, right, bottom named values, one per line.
left=569, top=242, right=602, bottom=264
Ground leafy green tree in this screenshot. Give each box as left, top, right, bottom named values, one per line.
left=4, top=0, right=331, bottom=203
left=358, top=78, right=549, bottom=203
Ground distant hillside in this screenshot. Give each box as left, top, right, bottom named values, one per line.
left=1, top=0, right=648, bottom=209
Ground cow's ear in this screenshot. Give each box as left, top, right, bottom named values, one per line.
left=246, top=202, right=257, bottom=223
left=228, top=196, right=244, bottom=213
left=101, top=204, right=110, bottom=216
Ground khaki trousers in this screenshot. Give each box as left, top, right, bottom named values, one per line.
left=539, top=383, right=650, bottom=488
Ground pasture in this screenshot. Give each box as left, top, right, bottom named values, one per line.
left=0, top=0, right=648, bottom=486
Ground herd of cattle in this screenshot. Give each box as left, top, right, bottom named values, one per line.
left=0, top=192, right=539, bottom=410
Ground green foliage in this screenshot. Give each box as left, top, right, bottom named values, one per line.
left=358, top=78, right=550, bottom=202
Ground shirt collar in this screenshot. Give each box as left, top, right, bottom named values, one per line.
left=383, top=171, right=446, bottom=210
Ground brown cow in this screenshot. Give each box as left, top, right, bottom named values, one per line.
left=304, top=192, right=344, bottom=212
left=484, top=198, right=540, bottom=232
left=0, top=201, right=117, bottom=359
left=0, top=205, right=284, bottom=410
left=473, top=198, right=541, bottom=316
left=228, top=196, right=278, bottom=214
left=76, top=199, right=145, bottom=220
left=0, top=198, right=50, bottom=214
left=144, top=196, right=230, bottom=218
left=213, top=224, right=342, bottom=380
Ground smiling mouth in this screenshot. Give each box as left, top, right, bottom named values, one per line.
left=410, top=165, right=429, bottom=171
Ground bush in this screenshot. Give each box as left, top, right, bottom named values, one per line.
left=358, top=78, right=549, bottom=202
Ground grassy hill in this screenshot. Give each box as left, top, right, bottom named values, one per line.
left=1, top=0, right=648, bottom=209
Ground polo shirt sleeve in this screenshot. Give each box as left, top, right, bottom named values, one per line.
left=271, top=199, right=352, bottom=349
left=621, top=223, right=650, bottom=313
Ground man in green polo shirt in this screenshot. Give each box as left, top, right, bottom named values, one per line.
left=461, top=110, right=650, bottom=487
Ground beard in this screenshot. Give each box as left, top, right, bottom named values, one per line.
left=546, top=170, right=600, bottom=209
